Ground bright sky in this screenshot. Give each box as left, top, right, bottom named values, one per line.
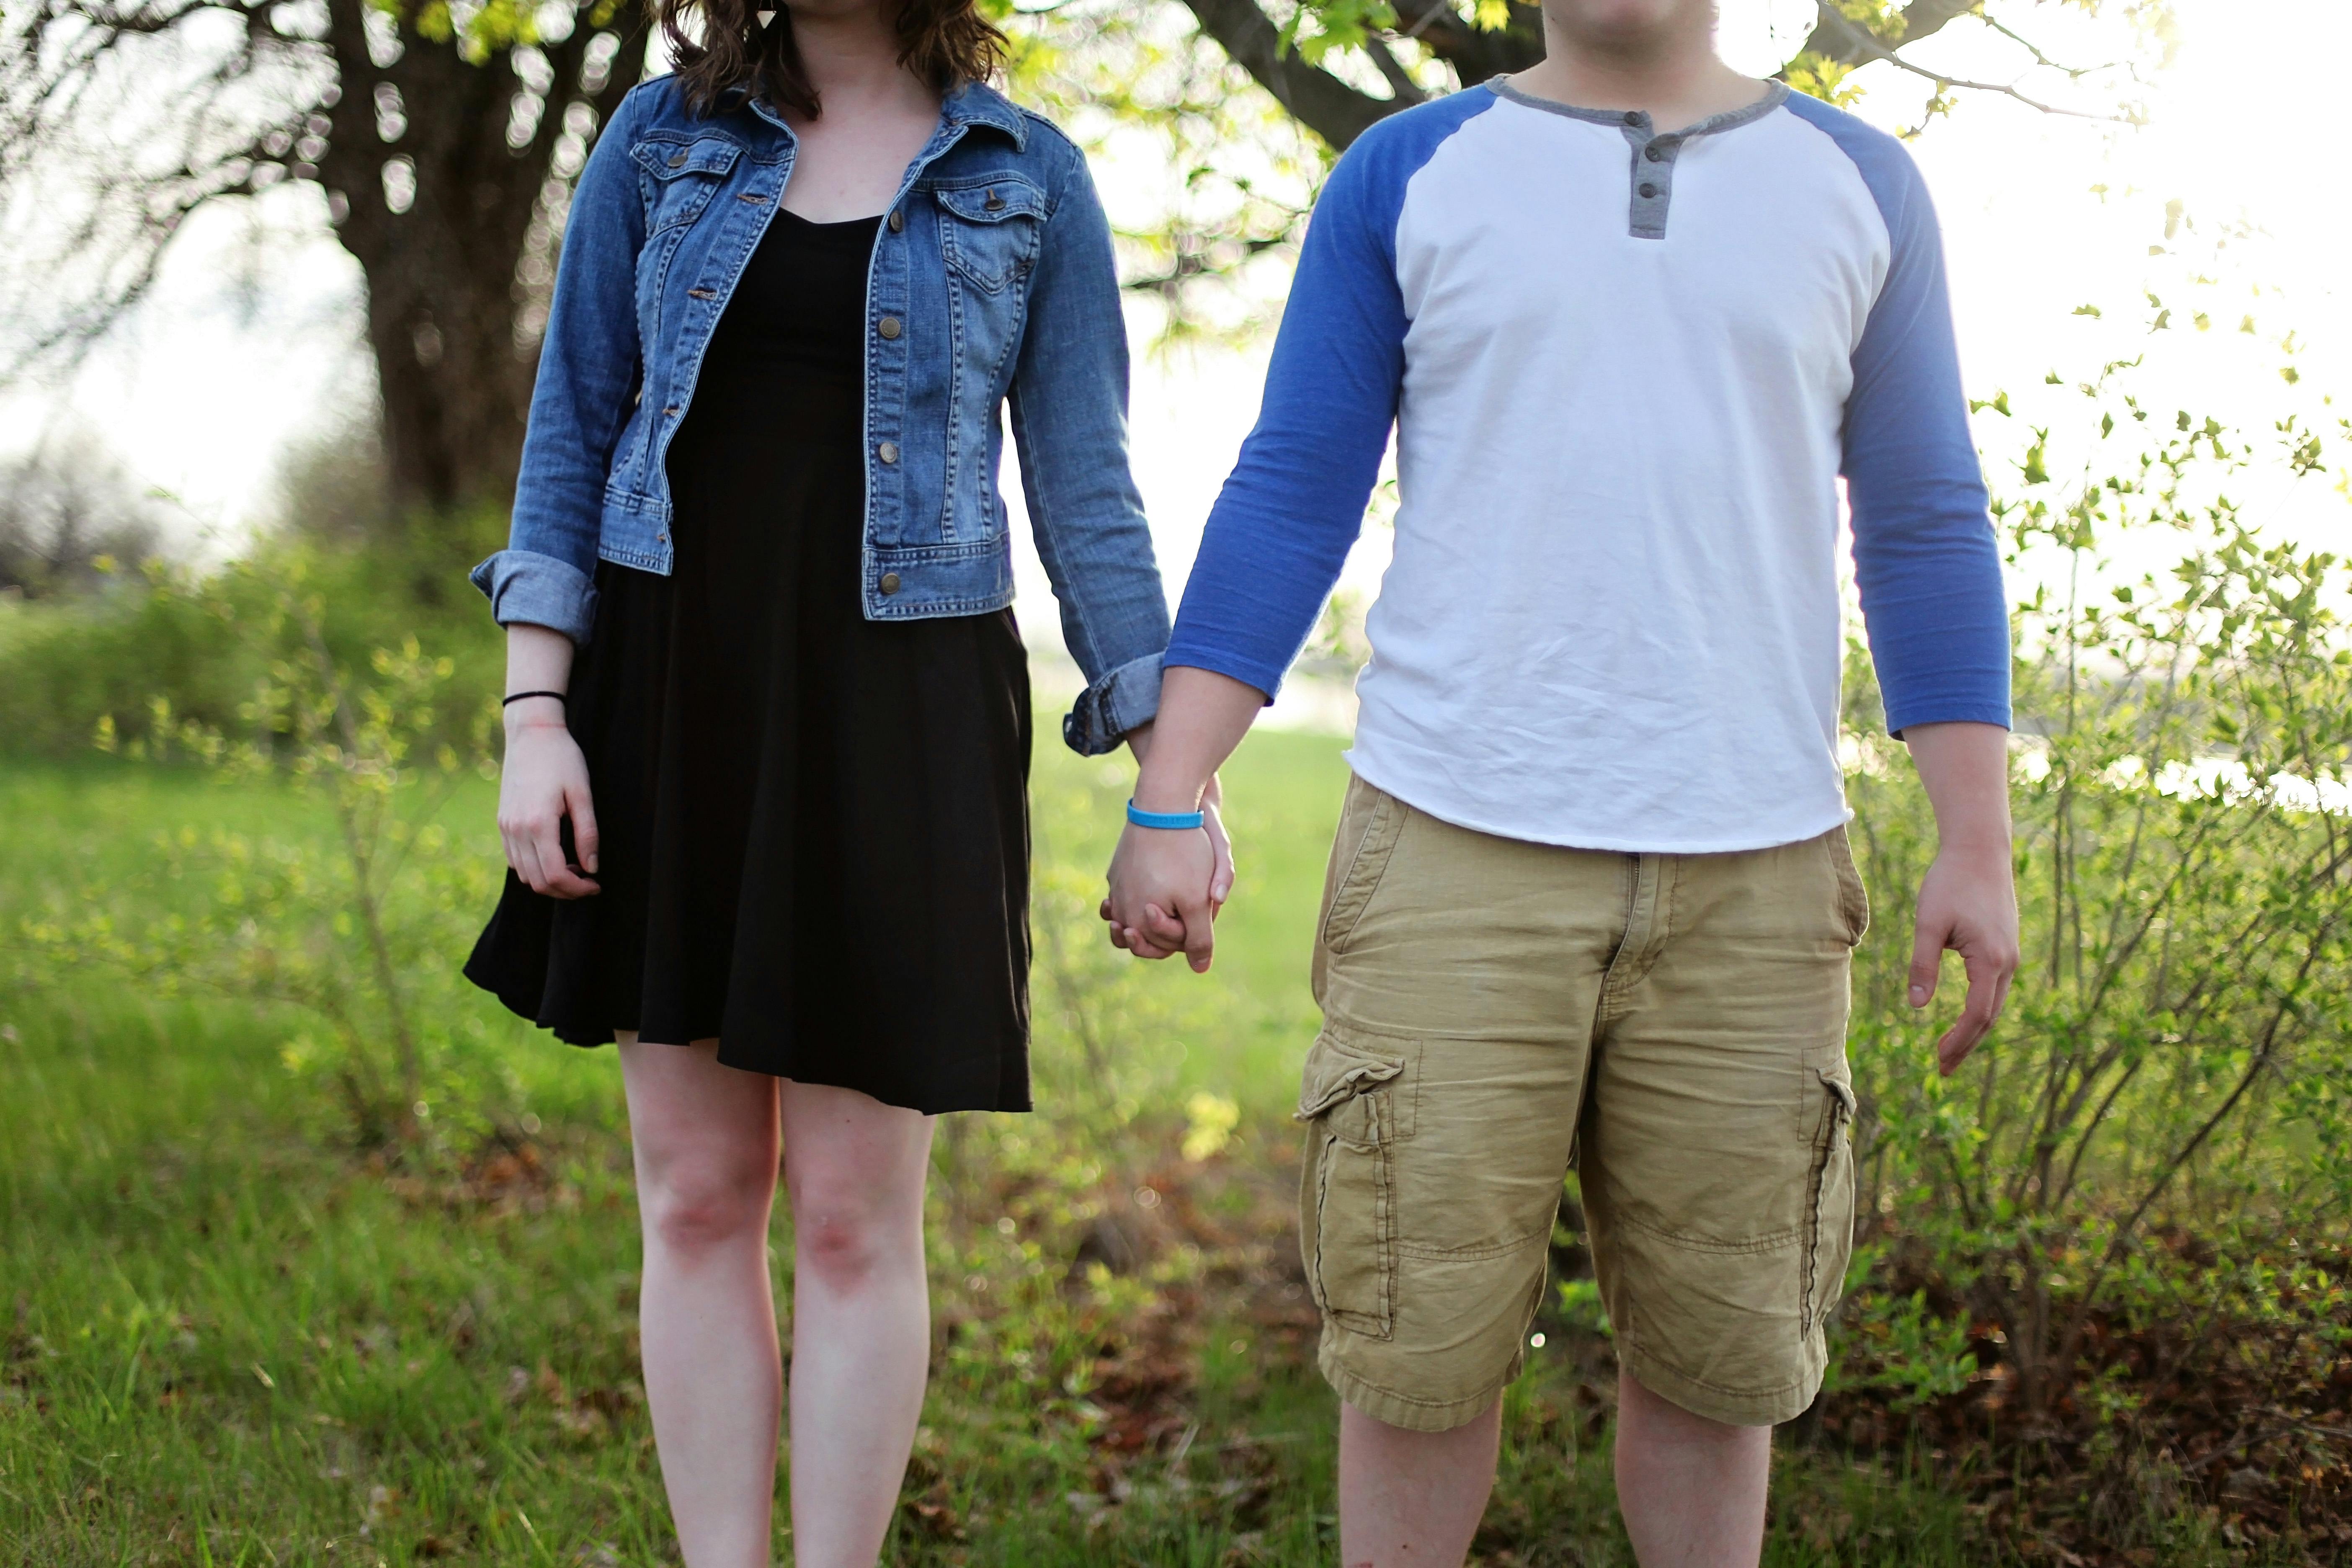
left=9, top=0, right=2346, bottom=711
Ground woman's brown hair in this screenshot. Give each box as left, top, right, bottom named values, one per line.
left=658, top=0, right=1008, bottom=120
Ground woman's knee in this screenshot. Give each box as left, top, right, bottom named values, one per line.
left=638, top=1150, right=776, bottom=1256
left=789, top=1186, right=922, bottom=1292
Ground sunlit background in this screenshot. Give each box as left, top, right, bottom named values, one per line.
left=5, top=0, right=2345, bottom=720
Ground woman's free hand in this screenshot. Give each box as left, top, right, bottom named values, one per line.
left=1102, top=775, right=1233, bottom=972
left=498, top=708, right=602, bottom=898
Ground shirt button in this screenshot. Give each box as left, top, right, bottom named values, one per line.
left=878, top=572, right=902, bottom=595
left=888, top=209, right=905, bottom=233
left=1622, top=111, right=1643, bottom=126
left=1639, top=182, right=1660, bottom=199
left=877, top=316, right=903, bottom=340
left=1645, top=144, right=1665, bottom=161
left=877, top=441, right=899, bottom=464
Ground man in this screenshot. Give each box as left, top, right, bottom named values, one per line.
left=1103, top=0, right=2020, bottom=1563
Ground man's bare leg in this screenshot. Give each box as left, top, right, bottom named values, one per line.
left=1336, top=1398, right=1503, bottom=1568
left=1613, top=1369, right=1771, bottom=1567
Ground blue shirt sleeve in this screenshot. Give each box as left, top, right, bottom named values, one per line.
left=1164, top=93, right=1491, bottom=700
left=1784, top=95, right=2013, bottom=736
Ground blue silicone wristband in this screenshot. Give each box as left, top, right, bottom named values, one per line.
left=1126, top=798, right=1206, bottom=831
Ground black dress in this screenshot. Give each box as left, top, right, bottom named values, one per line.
left=465, top=209, right=1034, bottom=1115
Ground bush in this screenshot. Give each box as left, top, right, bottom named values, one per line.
left=0, top=508, right=506, bottom=761
left=20, top=551, right=505, bottom=1148
left=1827, top=359, right=2352, bottom=1545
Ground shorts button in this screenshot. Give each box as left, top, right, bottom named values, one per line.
left=877, top=441, right=899, bottom=464
left=877, top=315, right=903, bottom=340
left=878, top=572, right=902, bottom=595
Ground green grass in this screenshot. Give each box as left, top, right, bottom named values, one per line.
left=4, top=736, right=2005, bottom=1564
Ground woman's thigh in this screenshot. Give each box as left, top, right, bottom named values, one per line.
left=620, top=1034, right=783, bottom=1194
left=779, top=1081, right=934, bottom=1233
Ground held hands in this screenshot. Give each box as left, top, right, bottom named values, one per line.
left=1101, top=776, right=1234, bottom=973
left=497, top=709, right=601, bottom=899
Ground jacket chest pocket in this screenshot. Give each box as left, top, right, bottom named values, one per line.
left=632, top=137, right=743, bottom=233
left=935, top=180, right=1046, bottom=292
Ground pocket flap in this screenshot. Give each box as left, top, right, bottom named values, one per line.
left=632, top=137, right=743, bottom=181
left=934, top=180, right=1047, bottom=223
left=1295, top=1031, right=1406, bottom=1123
left=1819, top=1069, right=1857, bottom=1122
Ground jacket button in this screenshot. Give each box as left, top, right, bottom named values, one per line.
left=667, top=150, right=687, bottom=168
left=877, top=441, right=899, bottom=464
left=878, top=572, right=902, bottom=595
left=877, top=316, right=903, bottom=340
left=887, top=209, right=905, bottom=233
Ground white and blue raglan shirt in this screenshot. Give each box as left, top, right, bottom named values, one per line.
left=1164, top=80, right=2012, bottom=853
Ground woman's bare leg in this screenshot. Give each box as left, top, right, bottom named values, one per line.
left=778, top=1080, right=937, bottom=1568
left=620, top=1034, right=784, bottom=1568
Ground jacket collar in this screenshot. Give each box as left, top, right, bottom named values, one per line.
left=941, top=80, right=1028, bottom=150
left=738, top=77, right=1027, bottom=152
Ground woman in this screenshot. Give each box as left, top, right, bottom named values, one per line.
left=462, top=0, right=1212, bottom=1560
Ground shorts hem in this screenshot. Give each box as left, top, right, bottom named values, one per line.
left=1615, top=1338, right=1820, bottom=1429
left=1319, top=1344, right=1519, bottom=1434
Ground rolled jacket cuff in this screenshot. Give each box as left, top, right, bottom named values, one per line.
left=1061, top=650, right=1163, bottom=756
left=469, top=549, right=600, bottom=645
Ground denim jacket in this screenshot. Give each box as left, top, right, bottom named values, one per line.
left=469, top=76, right=1168, bottom=754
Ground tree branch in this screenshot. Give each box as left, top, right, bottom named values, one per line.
left=1172, top=0, right=1398, bottom=150
left=1810, top=7, right=2120, bottom=121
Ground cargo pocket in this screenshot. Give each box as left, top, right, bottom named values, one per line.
left=1295, top=1027, right=1415, bottom=1339
left=1799, top=1069, right=1858, bottom=1336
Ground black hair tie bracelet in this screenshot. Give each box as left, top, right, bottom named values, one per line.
left=502, top=690, right=567, bottom=707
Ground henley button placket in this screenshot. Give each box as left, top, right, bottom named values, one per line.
left=1620, top=121, right=1676, bottom=240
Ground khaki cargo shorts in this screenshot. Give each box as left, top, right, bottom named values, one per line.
left=1297, top=774, right=1865, bottom=1431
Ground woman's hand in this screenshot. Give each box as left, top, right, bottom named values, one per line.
left=498, top=699, right=601, bottom=899
left=1103, top=774, right=1233, bottom=971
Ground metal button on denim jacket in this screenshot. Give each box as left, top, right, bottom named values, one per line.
left=469, top=76, right=1170, bottom=754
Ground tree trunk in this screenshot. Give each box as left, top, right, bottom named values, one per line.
left=315, top=0, right=647, bottom=514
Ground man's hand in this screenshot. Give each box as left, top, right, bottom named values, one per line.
left=1098, top=666, right=1266, bottom=972
left=1909, top=844, right=2017, bottom=1075
left=1903, top=722, right=2019, bottom=1075
left=1104, top=779, right=1234, bottom=971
